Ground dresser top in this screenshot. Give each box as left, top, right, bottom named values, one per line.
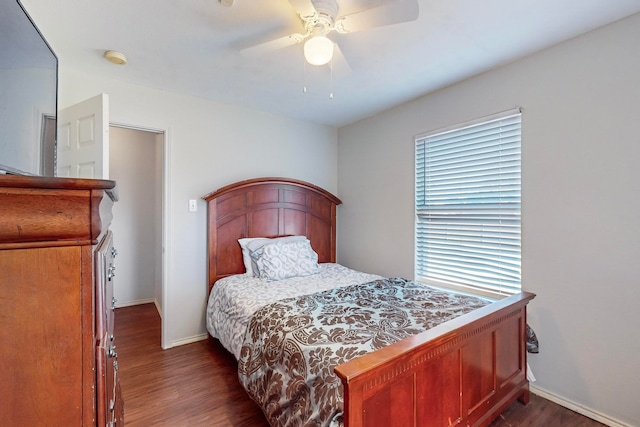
left=0, top=174, right=118, bottom=200
left=0, top=175, right=117, bottom=247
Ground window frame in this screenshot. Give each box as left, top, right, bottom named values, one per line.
left=414, top=108, right=522, bottom=299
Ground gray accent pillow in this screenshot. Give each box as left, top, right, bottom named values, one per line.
left=238, top=235, right=307, bottom=276
left=250, top=239, right=319, bottom=281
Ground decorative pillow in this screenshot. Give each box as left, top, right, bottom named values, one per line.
left=250, top=239, right=319, bottom=281
left=238, top=235, right=307, bottom=276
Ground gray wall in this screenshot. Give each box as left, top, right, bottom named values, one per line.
left=337, top=13, right=640, bottom=427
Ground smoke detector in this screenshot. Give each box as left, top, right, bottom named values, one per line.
left=104, top=50, right=127, bottom=65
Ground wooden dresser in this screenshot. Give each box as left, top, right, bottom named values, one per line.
left=0, top=175, right=124, bottom=426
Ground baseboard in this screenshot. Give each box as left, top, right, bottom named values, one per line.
left=530, top=385, right=631, bottom=427
left=153, top=300, right=163, bottom=319
left=170, top=333, right=208, bottom=348
left=115, top=298, right=155, bottom=308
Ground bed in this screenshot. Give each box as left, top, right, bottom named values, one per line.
left=203, top=177, right=535, bottom=427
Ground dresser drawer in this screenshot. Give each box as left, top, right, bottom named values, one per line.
left=96, top=231, right=117, bottom=338
left=96, top=333, right=121, bottom=427
left=95, top=230, right=122, bottom=426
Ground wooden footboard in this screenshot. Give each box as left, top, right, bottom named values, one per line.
left=335, top=292, right=535, bottom=427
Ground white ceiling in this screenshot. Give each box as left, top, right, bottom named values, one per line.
left=19, top=0, right=640, bottom=127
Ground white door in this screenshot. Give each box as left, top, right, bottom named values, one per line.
left=57, top=94, right=109, bottom=179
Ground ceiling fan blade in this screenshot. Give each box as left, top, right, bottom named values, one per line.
left=335, top=0, right=419, bottom=34
left=331, top=43, right=352, bottom=78
left=288, top=0, right=317, bottom=19
left=240, top=33, right=306, bottom=57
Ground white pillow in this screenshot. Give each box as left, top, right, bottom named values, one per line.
left=250, top=239, right=319, bottom=281
left=238, top=235, right=307, bottom=276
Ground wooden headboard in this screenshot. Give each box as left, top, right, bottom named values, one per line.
left=202, top=177, right=342, bottom=293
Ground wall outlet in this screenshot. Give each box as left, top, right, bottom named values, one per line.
left=188, top=199, right=197, bottom=212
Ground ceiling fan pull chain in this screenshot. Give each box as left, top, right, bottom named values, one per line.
left=303, top=54, right=308, bottom=94
left=329, top=55, right=334, bottom=100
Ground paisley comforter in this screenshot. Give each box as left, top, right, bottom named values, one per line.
left=237, top=277, right=490, bottom=427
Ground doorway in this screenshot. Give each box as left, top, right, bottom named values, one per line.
left=109, top=125, right=165, bottom=346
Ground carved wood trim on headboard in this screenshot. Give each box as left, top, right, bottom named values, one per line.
left=202, top=177, right=342, bottom=293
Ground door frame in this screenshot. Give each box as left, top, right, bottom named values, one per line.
left=110, top=121, right=171, bottom=350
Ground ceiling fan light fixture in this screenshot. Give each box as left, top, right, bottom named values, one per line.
left=303, top=36, right=334, bottom=66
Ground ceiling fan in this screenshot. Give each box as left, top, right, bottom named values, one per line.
left=241, top=0, right=420, bottom=71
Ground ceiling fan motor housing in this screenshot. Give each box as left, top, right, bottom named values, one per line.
left=306, top=0, right=339, bottom=35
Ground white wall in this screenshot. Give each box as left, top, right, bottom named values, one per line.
left=57, top=72, right=338, bottom=348
left=337, top=13, right=640, bottom=427
left=109, top=126, right=161, bottom=307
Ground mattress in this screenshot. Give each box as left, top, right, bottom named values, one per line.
left=206, top=263, right=382, bottom=359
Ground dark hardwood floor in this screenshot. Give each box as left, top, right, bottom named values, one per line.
left=115, top=303, right=605, bottom=427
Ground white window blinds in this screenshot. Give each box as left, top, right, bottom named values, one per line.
left=415, top=109, right=521, bottom=296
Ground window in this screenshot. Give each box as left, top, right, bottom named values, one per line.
left=415, top=109, right=521, bottom=297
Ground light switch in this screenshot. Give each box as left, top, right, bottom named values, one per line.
left=188, top=199, right=197, bottom=212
